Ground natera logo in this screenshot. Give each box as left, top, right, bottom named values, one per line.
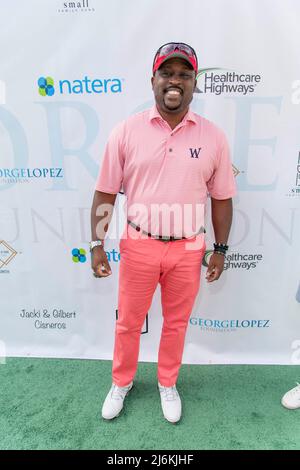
left=71, top=248, right=121, bottom=264
left=106, top=249, right=121, bottom=263
left=72, top=248, right=87, bottom=263
left=38, top=77, right=55, bottom=96
left=196, top=67, right=262, bottom=96
left=38, top=75, right=123, bottom=96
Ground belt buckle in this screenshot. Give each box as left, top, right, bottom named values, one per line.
left=159, top=236, right=170, bottom=242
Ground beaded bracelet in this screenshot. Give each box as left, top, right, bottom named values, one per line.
left=213, top=242, right=228, bottom=257
left=213, top=242, right=229, bottom=251
left=214, top=250, right=226, bottom=257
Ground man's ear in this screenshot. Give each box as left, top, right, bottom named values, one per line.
left=151, top=76, right=154, bottom=89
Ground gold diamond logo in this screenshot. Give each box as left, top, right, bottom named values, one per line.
left=0, top=240, right=17, bottom=268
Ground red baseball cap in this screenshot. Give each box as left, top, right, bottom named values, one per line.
left=153, top=42, right=198, bottom=74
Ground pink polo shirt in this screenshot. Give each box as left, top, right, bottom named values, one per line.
left=95, top=106, right=236, bottom=238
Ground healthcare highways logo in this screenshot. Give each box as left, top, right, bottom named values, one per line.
left=196, top=67, right=262, bottom=95
left=202, top=250, right=263, bottom=271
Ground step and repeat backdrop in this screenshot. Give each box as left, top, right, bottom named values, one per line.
left=0, top=0, right=299, bottom=364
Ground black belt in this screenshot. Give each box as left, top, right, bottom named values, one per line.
left=127, top=220, right=205, bottom=242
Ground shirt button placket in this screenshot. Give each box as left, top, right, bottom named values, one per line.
left=169, top=134, right=173, bottom=154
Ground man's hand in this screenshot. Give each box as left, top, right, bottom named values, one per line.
left=205, top=253, right=225, bottom=282
left=90, top=190, right=117, bottom=277
left=91, top=247, right=112, bottom=278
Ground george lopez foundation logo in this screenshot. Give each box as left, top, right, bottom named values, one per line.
left=0, top=167, right=63, bottom=185
left=190, top=316, right=270, bottom=333
left=196, top=67, right=262, bottom=96
left=202, top=250, right=263, bottom=271
left=58, top=0, right=95, bottom=13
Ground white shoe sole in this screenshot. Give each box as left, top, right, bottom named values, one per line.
left=164, top=415, right=181, bottom=424
left=281, top=397, right=300, bottom=410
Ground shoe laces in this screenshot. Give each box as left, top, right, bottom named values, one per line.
left=111, top=384, right=131, bottom=400
left=159, top=385, right=179, bottom=401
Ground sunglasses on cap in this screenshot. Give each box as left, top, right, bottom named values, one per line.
left=153, top=42, right=198, bottom=74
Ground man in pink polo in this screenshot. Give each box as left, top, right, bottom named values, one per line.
left=90, top=42, right=236, bottom=423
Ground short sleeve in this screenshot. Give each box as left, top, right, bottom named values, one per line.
left=95, top=121, right=125, bottom=194
left=207, top=131, right=237, bottom=199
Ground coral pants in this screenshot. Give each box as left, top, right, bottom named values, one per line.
left=112, top=224, right=205, bottom=387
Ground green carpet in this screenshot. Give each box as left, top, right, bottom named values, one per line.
left=0, top=358, right=299, bottom=450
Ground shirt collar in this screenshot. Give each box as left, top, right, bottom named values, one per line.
left=149, top=105, right=197, bottom=125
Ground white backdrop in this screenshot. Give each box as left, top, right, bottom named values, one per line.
left=0, top=0, right=299, bottom=364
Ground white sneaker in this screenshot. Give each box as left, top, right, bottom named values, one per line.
left=101, top=382, right=133, bottom=419
left=281, top=383, right=300, bottom=409
left=158, top=382, right=182, bottom=423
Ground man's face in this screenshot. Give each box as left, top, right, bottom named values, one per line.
left=151, top=58, right=197, bottom=114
